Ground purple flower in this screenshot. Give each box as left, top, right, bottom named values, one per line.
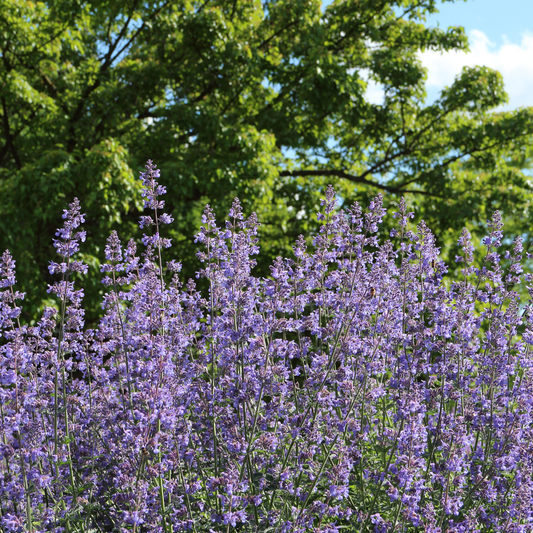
left=1, top=164, right=533, bottom=532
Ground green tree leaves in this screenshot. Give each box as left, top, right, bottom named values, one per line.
left=1, top=0, right=533, bottom=323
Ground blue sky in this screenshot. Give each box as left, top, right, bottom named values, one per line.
left=325, top=0, right=533, bottom=111
left=424, top=0, right=533, bottom=48
left=422, top=0, right=533, bottom=109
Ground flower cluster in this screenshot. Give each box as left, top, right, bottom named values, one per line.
left=1, top=163, right=533, bottom=532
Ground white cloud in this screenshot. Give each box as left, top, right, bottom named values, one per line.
left=365, top=79, right=386, bottom=106
left=420, top=30, right=533, bottom=110
left=358, top=69, right=386, bottom=105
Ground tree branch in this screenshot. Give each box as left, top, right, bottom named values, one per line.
left=6, top=21, right=71, bottom=60
left=278, top=168, right=442, bottom=197
left=284, top=119, right=533, bottom=200
left=108, top=1, right=172, bottom=66
left=1, top=97, right=22, bottom=170
left=0, top=115, right=35, bottom=167
left=258, top=20, right=298, bottom=51
left=66, top=1, right=171, bottom=152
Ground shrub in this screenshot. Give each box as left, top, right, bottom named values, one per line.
left=1, top=161, right=532, bottom=532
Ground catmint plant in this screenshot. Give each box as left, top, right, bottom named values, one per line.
left=0, top=161, right=532, bottom=532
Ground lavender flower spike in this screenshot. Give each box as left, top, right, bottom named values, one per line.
left=1, top=164, right=532, bottom=532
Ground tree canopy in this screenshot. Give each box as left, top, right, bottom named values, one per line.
left=1, top=0, right=533, bottom=322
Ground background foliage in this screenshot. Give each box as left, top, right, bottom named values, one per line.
left=1, top=0, right=533, bottom=323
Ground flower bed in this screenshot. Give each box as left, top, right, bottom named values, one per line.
left=1, top=161, right=532, bottom=532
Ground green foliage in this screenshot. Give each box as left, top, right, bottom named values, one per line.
left=1, top=0, right=533, bottom=323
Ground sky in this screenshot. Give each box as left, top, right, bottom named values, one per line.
left=421, top=0, right=533, bottom=110
left=324, top=0, right=533, bottom=111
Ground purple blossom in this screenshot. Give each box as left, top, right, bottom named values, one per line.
left=0, top=163, right=533, bottom=532
left=52, top=197, right=86, bottom=258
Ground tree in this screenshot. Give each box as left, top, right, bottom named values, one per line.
left=1, top=0, right=533, bottom=323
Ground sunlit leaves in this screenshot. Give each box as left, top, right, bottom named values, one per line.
left=1, top=0, right=533, bottom=325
